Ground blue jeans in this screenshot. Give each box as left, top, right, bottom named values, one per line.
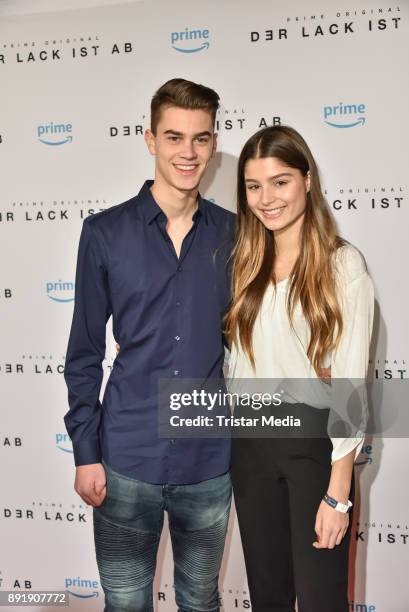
left=93, top=463, right=231, bottom=612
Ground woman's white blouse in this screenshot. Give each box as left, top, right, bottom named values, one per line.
left=228, top=244, right=375, bottom=463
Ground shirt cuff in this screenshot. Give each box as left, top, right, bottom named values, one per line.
left=72, top=438, right=102, bottom=466
left=331, top=434, right=365, bottom=464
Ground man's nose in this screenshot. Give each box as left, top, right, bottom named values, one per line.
left=180, top=140, right=197, bottom=159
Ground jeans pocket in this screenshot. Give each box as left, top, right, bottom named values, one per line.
left=96, top=463, right=163, bottom=530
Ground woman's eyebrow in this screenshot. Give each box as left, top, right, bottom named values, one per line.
left=244, top=172, right=293, bottom=182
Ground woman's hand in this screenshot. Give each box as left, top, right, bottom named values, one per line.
left=313, top=446, right=354, bottom=549
left=313, top=499, right=349, bottom=549
left=116, top=343, right=120, bottom=354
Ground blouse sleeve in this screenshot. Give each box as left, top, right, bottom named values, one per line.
left=329, top=245, right=375, bottom=464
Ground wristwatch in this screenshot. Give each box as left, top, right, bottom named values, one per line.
left=323, top=493, right=353, bottom=513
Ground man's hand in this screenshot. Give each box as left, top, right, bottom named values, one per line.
left=74, top=463, right=107, bottom=507
left=318, top=366, right=331, bottom=385
left=313, top=499, right=349, bottom=549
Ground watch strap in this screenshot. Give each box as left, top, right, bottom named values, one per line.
left=323, top=493, right=353, bottom=513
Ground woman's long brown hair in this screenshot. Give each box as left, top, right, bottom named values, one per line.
left=225, top=125, right=345, bottom=375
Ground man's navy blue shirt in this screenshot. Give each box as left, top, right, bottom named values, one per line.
left=64, top=181, right=235, bottom=484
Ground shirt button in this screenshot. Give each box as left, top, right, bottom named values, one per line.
left=175, top=301, right=181, bottom=307
left=177, top=266, right=182, bottom=272
left=170, top=439, right=176, bottom=445
left=174, top=336, right=180, bottom=341
left=174, top=370, right=180, bottom=376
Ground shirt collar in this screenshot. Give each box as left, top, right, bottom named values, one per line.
left=136, top=180, right=208, bottom=226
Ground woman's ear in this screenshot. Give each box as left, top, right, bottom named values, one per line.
left=306, top=170, right=311, bottom=193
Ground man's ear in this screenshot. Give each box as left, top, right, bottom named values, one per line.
left=144, top=129, right=156, bottom=155
left=211, top=133, right=218, bottom=158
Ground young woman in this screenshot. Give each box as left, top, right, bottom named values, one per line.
left=225, top=125, right=374, bottom=612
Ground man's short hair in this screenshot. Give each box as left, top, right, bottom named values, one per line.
left=150, top=78, right=220, bottom=134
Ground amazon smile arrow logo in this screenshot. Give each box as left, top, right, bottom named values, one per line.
left=172, top=41, right=209, bottom=53
left=47, top=294, right=75, bottom=303
left=355, top=455, right=372, bottom=466
left=67, top=590, right=99, bottom=599
left=39, top=135, right=73, bottom=145
left=324, top=117, right=366, bottom=128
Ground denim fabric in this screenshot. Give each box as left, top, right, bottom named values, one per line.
left=94, top=462, right=231, bottom=611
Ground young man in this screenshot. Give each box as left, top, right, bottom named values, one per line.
left=64, top=79, right=235, bottom=612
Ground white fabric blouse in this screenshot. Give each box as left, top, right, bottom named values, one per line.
left=228, top=244, right=375, bottom=463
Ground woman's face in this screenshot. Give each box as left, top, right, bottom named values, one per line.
left=244, top=156, right=310, bottom=234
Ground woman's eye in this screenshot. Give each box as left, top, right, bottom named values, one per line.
left=247, top=185, right=259, bottom=191
left=275, top=181, right=287, bottom=187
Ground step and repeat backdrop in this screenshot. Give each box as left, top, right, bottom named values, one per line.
left=0, top=0, right=408, bottom=610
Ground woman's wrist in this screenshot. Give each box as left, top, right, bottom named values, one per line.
left=326, top=485, right=351, bottom=506
left=327, top=449, right=355, bottom=503
left=327, top=472, right=352, bottom=503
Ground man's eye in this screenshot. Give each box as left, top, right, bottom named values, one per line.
left=196, top=137, right=209, bottom=144
left=169, top=136, right=180, bottom=142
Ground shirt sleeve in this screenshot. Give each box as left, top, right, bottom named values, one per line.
left=63, top=219, right=112, bottom=466
left=329, top=246, right=375, bottom=464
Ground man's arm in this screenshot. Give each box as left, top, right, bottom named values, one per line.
left=64, top=219, right=112, bottom=505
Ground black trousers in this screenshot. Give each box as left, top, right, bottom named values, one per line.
left=231, top=406, right=354, bottom=612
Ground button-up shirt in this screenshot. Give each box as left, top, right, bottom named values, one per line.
left=64, top=181, right=235, bottom=484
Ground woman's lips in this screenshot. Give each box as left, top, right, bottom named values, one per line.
left=260, top=205, right=287, bottom=220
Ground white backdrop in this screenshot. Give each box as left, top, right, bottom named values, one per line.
left=0, top=0, right=408, bottom=610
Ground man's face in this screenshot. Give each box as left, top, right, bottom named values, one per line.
left=145, top=106, right=217, bottom=193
